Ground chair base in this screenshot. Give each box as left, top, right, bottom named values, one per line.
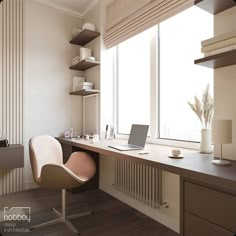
left=30, top=189, right=93, bottom=235
left=31, top=208, right=93, bottom=235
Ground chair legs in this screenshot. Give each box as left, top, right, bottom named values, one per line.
left=30, top=189, right=93, bottom=235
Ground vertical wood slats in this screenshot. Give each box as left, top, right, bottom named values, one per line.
left=115, top=158, right=164, bottom=209
left=0, top=0, right=23, bottom=195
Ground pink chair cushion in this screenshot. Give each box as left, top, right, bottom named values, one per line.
left=65, top=152, right=96, bottom=181
left=30, top=135, right=63, bottom=181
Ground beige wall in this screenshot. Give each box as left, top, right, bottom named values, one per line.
left=23, top=0, right=83, bottom=189
left=214, top=6, right=236, bottom=160
left=83, top=7, right=101, bottom=90
left=82, top=6, right=101, bottom=134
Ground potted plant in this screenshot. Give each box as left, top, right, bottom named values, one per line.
left=188, top=84, right=214, bottom=153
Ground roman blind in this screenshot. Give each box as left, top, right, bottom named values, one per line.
left=103, top=0, right=194, bottom=48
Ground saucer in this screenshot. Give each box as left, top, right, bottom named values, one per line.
left=168, top=154, right=184, bottom=159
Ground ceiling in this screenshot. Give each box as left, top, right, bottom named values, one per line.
left=35, top=0, right=100, bottom=18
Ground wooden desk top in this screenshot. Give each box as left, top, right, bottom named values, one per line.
left=57, top=138, right=236, bottom=192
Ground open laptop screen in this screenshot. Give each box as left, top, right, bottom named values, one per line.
left=128, top=124, right=149, bottom=147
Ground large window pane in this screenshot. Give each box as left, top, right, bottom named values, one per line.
left=159, top=7, right=213, bottom=142
left=117, top=30, right=151, bottom=134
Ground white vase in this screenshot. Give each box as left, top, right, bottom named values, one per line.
left=200, top=129, right=213, bottom=154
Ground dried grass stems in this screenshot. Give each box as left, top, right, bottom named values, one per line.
left=188, top=84, right=214, bottom=129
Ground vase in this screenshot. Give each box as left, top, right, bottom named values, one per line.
left=200, top=129, right=213, bottom=154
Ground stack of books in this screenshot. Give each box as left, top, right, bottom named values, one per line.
left=201, top=30, right=236, bottom=57
left=72, top=76, right=93, bottom=92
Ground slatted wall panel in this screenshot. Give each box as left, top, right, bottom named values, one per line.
left=0, top=0, right=24, bottom=195
left=114, top=158, right=168, bottom=209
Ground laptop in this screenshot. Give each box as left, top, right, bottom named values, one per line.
left=109, top=124, right=149, bottom=151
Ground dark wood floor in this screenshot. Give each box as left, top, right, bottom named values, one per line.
left=0, top=188, right=179, bottom=236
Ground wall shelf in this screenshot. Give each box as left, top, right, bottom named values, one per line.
left=194, top=49, right=236, bottom=69
left=194, top=0, right=236, bottom=14
left=0, top=145, right=24, bottom=169
left=69, top=59, right=100, bottom=71
left=70, top=29, right=100, bottom=46
left=70, top=89, right=100, bottom=96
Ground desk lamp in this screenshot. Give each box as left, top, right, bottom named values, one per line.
left=212, top=120, right=232, bottom=166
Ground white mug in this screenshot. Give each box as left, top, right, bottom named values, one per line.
left=171, top=149, right=181, bottom=157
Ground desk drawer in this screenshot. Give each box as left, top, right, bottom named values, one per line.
left=184, top=181, right=236, bottom=232
left=184, top=212, right=234, bottom=236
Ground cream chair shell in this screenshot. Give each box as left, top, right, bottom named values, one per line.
left=29, top=135, right=96, bottom=235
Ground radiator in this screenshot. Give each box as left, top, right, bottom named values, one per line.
left=114, top=158, right=168, bottom=208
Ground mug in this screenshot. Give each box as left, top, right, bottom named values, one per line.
left=0, top=139, right=9, bottom=147
left=171, top=149, right=181, bottom=157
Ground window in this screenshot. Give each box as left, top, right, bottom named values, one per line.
left=159, top=7, right=213, bottom=142
left=117, top=29, right=151, bottom=134
left=112, top=6, right=213, bottom=144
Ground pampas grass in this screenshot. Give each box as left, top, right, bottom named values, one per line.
left=188, top=84, right=214, bottom=129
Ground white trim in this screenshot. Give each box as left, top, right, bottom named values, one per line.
left=151, top=138, right=200, bottom=150
left=83, top=0, right=100, bottom=19
left=34, top=0, right=100, bottom=19
left=34, top=0, right=83, bottom=18
left=150, top=26, right=158, bottom=140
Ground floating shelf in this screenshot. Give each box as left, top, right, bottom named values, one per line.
left=70, top=59, right=100, bottom=71
left=70, top=89, right=100, bottom=96
left=194, top=49, right=236, bottom=69
left=70, top=29, right=100, bottom=46
left=194, top=0, right=236, bottom=14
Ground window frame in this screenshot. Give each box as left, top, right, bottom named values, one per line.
left=112, top=16, right=211, bottom=150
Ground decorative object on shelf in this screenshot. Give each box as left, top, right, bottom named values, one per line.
left=71, top=56, right=80, bottom=66
left=82, top=22, right=96, bottom=32
left=80, top=47, right=92, bottom=61
left=212, top=120, right=232, bottom=166
left=87, top=56, right=95, bottom=61
left=80, top=82, right=93, bottom=90
left=201, top=30, right=236, bottom=57
left=188, top=84, right=214, bottom=153
left=0, top=139, right=9, bottom=147
left=72, top=76, right=85, bottom=92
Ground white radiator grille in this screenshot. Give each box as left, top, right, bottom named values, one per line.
left=115, top=158, right=167, bottom=209
left=0, top=0, right=24, bottom=195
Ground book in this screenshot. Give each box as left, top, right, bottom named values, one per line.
left=204, top=44, right=236, bottom=57
left=201, top=30, right=236, bottom=47
left=201, top=37, right=236, bottom=53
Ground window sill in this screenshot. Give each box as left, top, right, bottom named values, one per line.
left=114, top=134, right=200, bottom=151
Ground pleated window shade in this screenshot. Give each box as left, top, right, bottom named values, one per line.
left=103, top=0, right=194, bottom=48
